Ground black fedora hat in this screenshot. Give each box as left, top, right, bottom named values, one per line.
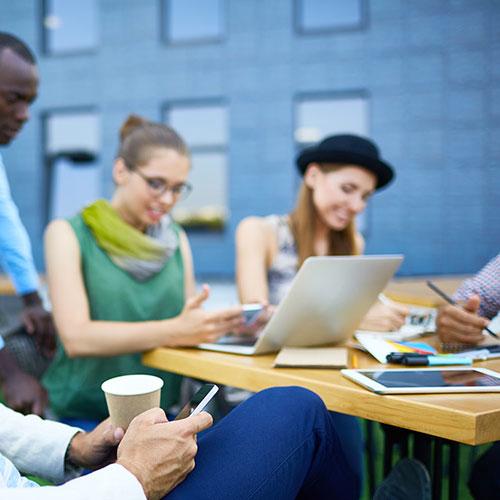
left=296, top=134, right=395, bottom=189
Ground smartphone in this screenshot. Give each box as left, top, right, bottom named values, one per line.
left=242, top=303, right=264, bottom=326
left=174, top=383, right=219, bottom=420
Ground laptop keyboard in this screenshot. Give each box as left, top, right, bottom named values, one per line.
left=215, top=334, right=258, bottom=347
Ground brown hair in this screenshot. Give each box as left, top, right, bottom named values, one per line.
left=289, top=164, right=358, bottom=268
left=117, top=114, right=189, bottom=169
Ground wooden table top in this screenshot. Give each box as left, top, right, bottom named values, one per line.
left=143, top=343, right=500, bottom=446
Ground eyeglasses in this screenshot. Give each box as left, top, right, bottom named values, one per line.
left=133, top=169, right=192, bottom=200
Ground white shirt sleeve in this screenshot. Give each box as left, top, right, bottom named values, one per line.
left=0, top=464, right=146, bottom=500
left=0, top=404, right=78, bottom=483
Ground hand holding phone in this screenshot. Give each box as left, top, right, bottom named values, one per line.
left=242, top=303, right=264, bottom=326
left=174, top=384, right=219, bottom=420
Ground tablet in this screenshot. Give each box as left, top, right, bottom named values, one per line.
left=341, top=367, right=500, bottom=394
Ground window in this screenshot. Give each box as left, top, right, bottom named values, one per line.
left=294, top=93, right=370, bottom=232
left=295, top=0, right=366, bottom=34
left=295, top=93, right=369, bottom=146
left=162, top=0, right=224, bottom=44
left=163, top=102, right=228, bottom=230
left=42, top=0, right=98, bottom=54
left=44, top=110, right=101, bottom=221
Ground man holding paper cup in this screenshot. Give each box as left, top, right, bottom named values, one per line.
left=0, top=385, right=363, bottom=499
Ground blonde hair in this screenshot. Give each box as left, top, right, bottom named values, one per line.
left=117, top=114, right=189, bottom=169
left=289, top=164, right=359, bottom=269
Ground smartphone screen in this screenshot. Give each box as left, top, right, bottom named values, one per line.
left=242, top=303, right=264, bottom=326
left=174, top=384, right=219, bottom=420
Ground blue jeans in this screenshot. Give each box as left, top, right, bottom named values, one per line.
left=166, top=386, right=363, bottom=500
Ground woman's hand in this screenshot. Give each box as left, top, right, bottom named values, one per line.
left=359, top=300, right=409, bottom=332
left=234, top=303, right=276, bottom=338
left=170, top=285, right=244, bottom=346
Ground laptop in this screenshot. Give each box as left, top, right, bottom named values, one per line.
left=198, top=254, right=404, bottom=355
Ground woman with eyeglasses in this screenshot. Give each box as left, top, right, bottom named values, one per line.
left=42, top=115, right=243, bottom=424
left=236, top=134, right=409, bottom=331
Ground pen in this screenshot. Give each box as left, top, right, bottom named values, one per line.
left=378, top=293, right=394, bottom=307
left=426, top=280, right=498, bottom=339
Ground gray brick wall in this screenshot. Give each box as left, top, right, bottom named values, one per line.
left=1, top=0, right=499, bottom=278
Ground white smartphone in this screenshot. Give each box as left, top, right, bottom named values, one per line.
left=174, top=383, right=219, bottom=420
left=242, top=303, right=264, bottom=326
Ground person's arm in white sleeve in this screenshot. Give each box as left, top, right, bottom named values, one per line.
left=1, top=464, right=146, bottom=500
left=0, top=403, right=78, bottom=483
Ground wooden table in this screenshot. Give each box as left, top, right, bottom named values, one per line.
left=384, top=275, right=469, bottom=307
left=143, top=344, right=500, bottom=446
left=0, top=275, right=16, bottom=296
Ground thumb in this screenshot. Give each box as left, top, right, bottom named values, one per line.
left=185, top=284, right=210, bottom=310
left=464, top=294, right=481, bottom=314
left=102, top=424, right=124, bottom=446
left=113, top=427, right=125, bottom=443
left=23, top=313, right=35, bottom=334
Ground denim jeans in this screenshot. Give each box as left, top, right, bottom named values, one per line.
left=166, top=386, right=363, bottom=500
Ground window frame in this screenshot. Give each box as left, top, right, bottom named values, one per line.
left=160, top=0, right=227, bottom=46
left=293, top=0, right=368, bottom=36
left=41, top=106, right=100, bottom=224
left=40, top=0, right=99, bottom=57
left=162, top=98, right=229, bottom=232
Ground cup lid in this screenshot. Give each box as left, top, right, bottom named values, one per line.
left=101, top=374, right=164, bottom=396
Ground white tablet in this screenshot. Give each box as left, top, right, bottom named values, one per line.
left=341, top=367, right=500, bottom=394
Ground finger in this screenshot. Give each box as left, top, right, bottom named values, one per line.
left=179, top=411, right=213, bottom=435
left=441, top=305, right=487, bottom=329
left=439, top=316, right=485, bottom=342
left=207, top=318, right=246, bottom=338
left=463, top=295, right=481, bottom=314
left=101, top=423, right=124, bottom=446
left=23, top=314, right=35, bottom=334
left=166, top=411, right=213, bottom=437
left=31, top=393, right=47, bottom=416
left=206, top=306, right=244, bottom=322
left=389, top=302, right=410, bottom=316
left=185, top=286, right=210, bottom=310
left=446, top=330, right=484, bottom=344
left=131, top=407, right=167, bottom=426
left=113, top=427, right=125, bottom=442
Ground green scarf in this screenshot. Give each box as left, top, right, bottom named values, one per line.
left=82, top=199, right=178, bottom=280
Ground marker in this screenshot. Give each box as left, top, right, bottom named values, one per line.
left=402, top=355, right=472, bottom=366
left=426, top=280, right=498, bottom=339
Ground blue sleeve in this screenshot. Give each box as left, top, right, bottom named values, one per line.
left=0, top=335, right=4, bottom=350
left=0, top=155, right=39, bottom=295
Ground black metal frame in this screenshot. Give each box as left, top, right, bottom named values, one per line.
left=380, top=424, right=462, bottom=500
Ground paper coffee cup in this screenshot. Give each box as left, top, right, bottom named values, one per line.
left=101, top=374, right=164, bottom=429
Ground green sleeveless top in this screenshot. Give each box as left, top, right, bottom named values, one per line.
left=43, top=214, right=184, bottom=420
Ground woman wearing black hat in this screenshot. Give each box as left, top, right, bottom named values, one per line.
left=236, top=134, right=409, bottom=331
